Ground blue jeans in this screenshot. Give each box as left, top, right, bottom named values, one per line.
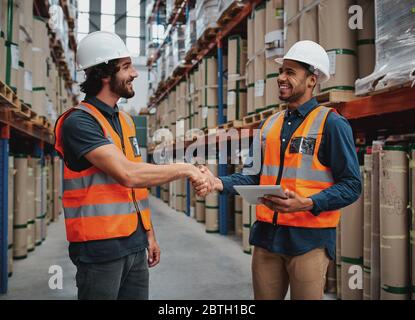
left=75, top=249, right=149, bottom=300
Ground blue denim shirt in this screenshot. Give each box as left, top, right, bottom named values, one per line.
left=219, top=98, right=362, bottom=260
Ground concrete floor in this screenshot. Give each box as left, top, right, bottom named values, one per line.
left=1, top=195, right=335, bottom=300
left=1, top=195, right=253, bottom=300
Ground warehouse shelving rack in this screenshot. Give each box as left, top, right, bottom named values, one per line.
left=147, top=0, right=415, bottom=241
left=0, top=0, right=77, bottom=295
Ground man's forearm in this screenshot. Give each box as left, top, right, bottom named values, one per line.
left=126, top=162, right=192, bottom=188
left=219, top=173, right=260, bottom=195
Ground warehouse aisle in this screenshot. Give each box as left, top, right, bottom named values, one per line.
left=1, top=196, right=253, bottom=300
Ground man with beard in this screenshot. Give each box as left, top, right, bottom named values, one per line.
left=54, top=31, right=209, bottom=300
left=197, top=40, right=361, bottom=300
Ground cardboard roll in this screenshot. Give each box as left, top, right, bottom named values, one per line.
left=363, top=153, right=372, bottom=300
left=265, top=75, right=280, bottom=109
left=340, top=168, right=364, bottom=300
left=242, top=199, right=251, bottom=226
left=205, top=190, right=219, bottom=207
left=254, top=3, right=266, bottom=54
left=242, top=226, right=252, bottom=254
left=0, top=37, right=6, bottom=82
left=247, top=84, right=255, bottom=115
left=318, top=0, right=357, bottom=51
left=357, top=42, right=375, bottom=79
left=4, top=41, right=19, bottom=91
left=341, top=168, right=364, bottom=259
left=299, top=0, right=318, bottom=42
left=283, top=0, right=299, bottom=54
left=320, top=51, right=357, bottom=92
left=227, top=87, right=247, bottom=121
left=379, top=147, right=410, bottom=300
left=8, top=246, right=13, bottom=276
left=247, top=16, right=254, bottom=58
left=370, top=145, right=382, bottom=300
left=205, top=87, right=218, bottom=107
left=13, top=227, right=28, bottom=259
left=363, top=270, right=371, bottom=300
left=27, top=222, right=35, bottom=251
left=228, top=35, right=247, bottom=77
left=325, top=260, right=337, bottom=294
left=235, top=211, right=243, bottom=237
left=235, top=195, right=243, bottom=212
left=195, top=196, right=205, bottom=223
left=356, top=0, right=375, bottom=41
left=8, top=156, right=14, bottom=247
left=266, top=0, right=284, bottom=34
left=14, top=157, right=28, bottom=226
left=35, top=218, right=42, bottom=246
left=341, top=261, right=363, bottom=300
left=205, top=207, right=219, bottom=233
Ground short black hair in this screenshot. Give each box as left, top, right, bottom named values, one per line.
left=297, top=61, right=316, bottom=77
left=80, top=59, right=120, bottom=96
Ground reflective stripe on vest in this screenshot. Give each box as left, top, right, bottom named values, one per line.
left=256, top=105, right=340, bottom=228
left=54, top=102, right=152, bottom=242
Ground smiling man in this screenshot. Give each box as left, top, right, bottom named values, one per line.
left=197, top=40, right=362, bottom=300
left=54, top=31, right=208, bottom=300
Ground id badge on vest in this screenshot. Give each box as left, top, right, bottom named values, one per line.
left=289, top=137, right=316, bottom=155
left=129, top=136, right=141, bottom=157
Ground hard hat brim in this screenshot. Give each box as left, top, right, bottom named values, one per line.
left=77, top=51, right=139, bottom=71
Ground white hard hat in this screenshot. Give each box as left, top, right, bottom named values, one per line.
left=275, top=40, right=330, bottom=83
left=76, top=31, right=137, bottom=71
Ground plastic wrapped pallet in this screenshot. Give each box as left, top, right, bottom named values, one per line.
left=283, top=0, right=299, bottom=54
left=355, top=0, right=415, bottom=95
left=356, top=0, right=375, bottom=79
left=265, top=0, right=283, bottom=110
left=379, top=146, right=410, bottom=300
left=227, top=35, right=247, bottom=121
left=195, top=0, right=220, bottom=40
left=340, top=168, right=364, bottom=300
left=8, top=156, right=14, bottom=276
left=185, top=8, right=197, bottom=53
left=319, top=0, right=357, bottom=93
left=166, top=0, right=175, bottom=20
left=172, top=24, right=186, bottom=68
left=13, top=155, right=28, bottom=260
left=363, top=150, right=372, bottom=300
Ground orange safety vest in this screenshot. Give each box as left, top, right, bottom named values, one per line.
left=54, top=102, right=152, bottom=242
left=256, top=105, right=340, bottom=228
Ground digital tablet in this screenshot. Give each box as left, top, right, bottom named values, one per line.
left=233, top=185, right=288, bottom=205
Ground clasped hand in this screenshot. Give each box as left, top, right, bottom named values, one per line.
left=188, top=165, right=220, bottom=197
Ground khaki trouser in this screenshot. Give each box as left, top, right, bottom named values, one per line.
left=252, top=246, right=330, bottom=300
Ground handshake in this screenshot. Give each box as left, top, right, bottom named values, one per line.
left=187, top=164, right=223, bottom=197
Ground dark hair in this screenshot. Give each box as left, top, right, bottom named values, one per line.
left=80, top=59, right=120, bottom=96
left=297, top=61, right=315, bottom=77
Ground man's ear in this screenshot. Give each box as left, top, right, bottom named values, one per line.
left=102, top=76, right=111, bottom=85
left=307, top=74, right=317, bottom=89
